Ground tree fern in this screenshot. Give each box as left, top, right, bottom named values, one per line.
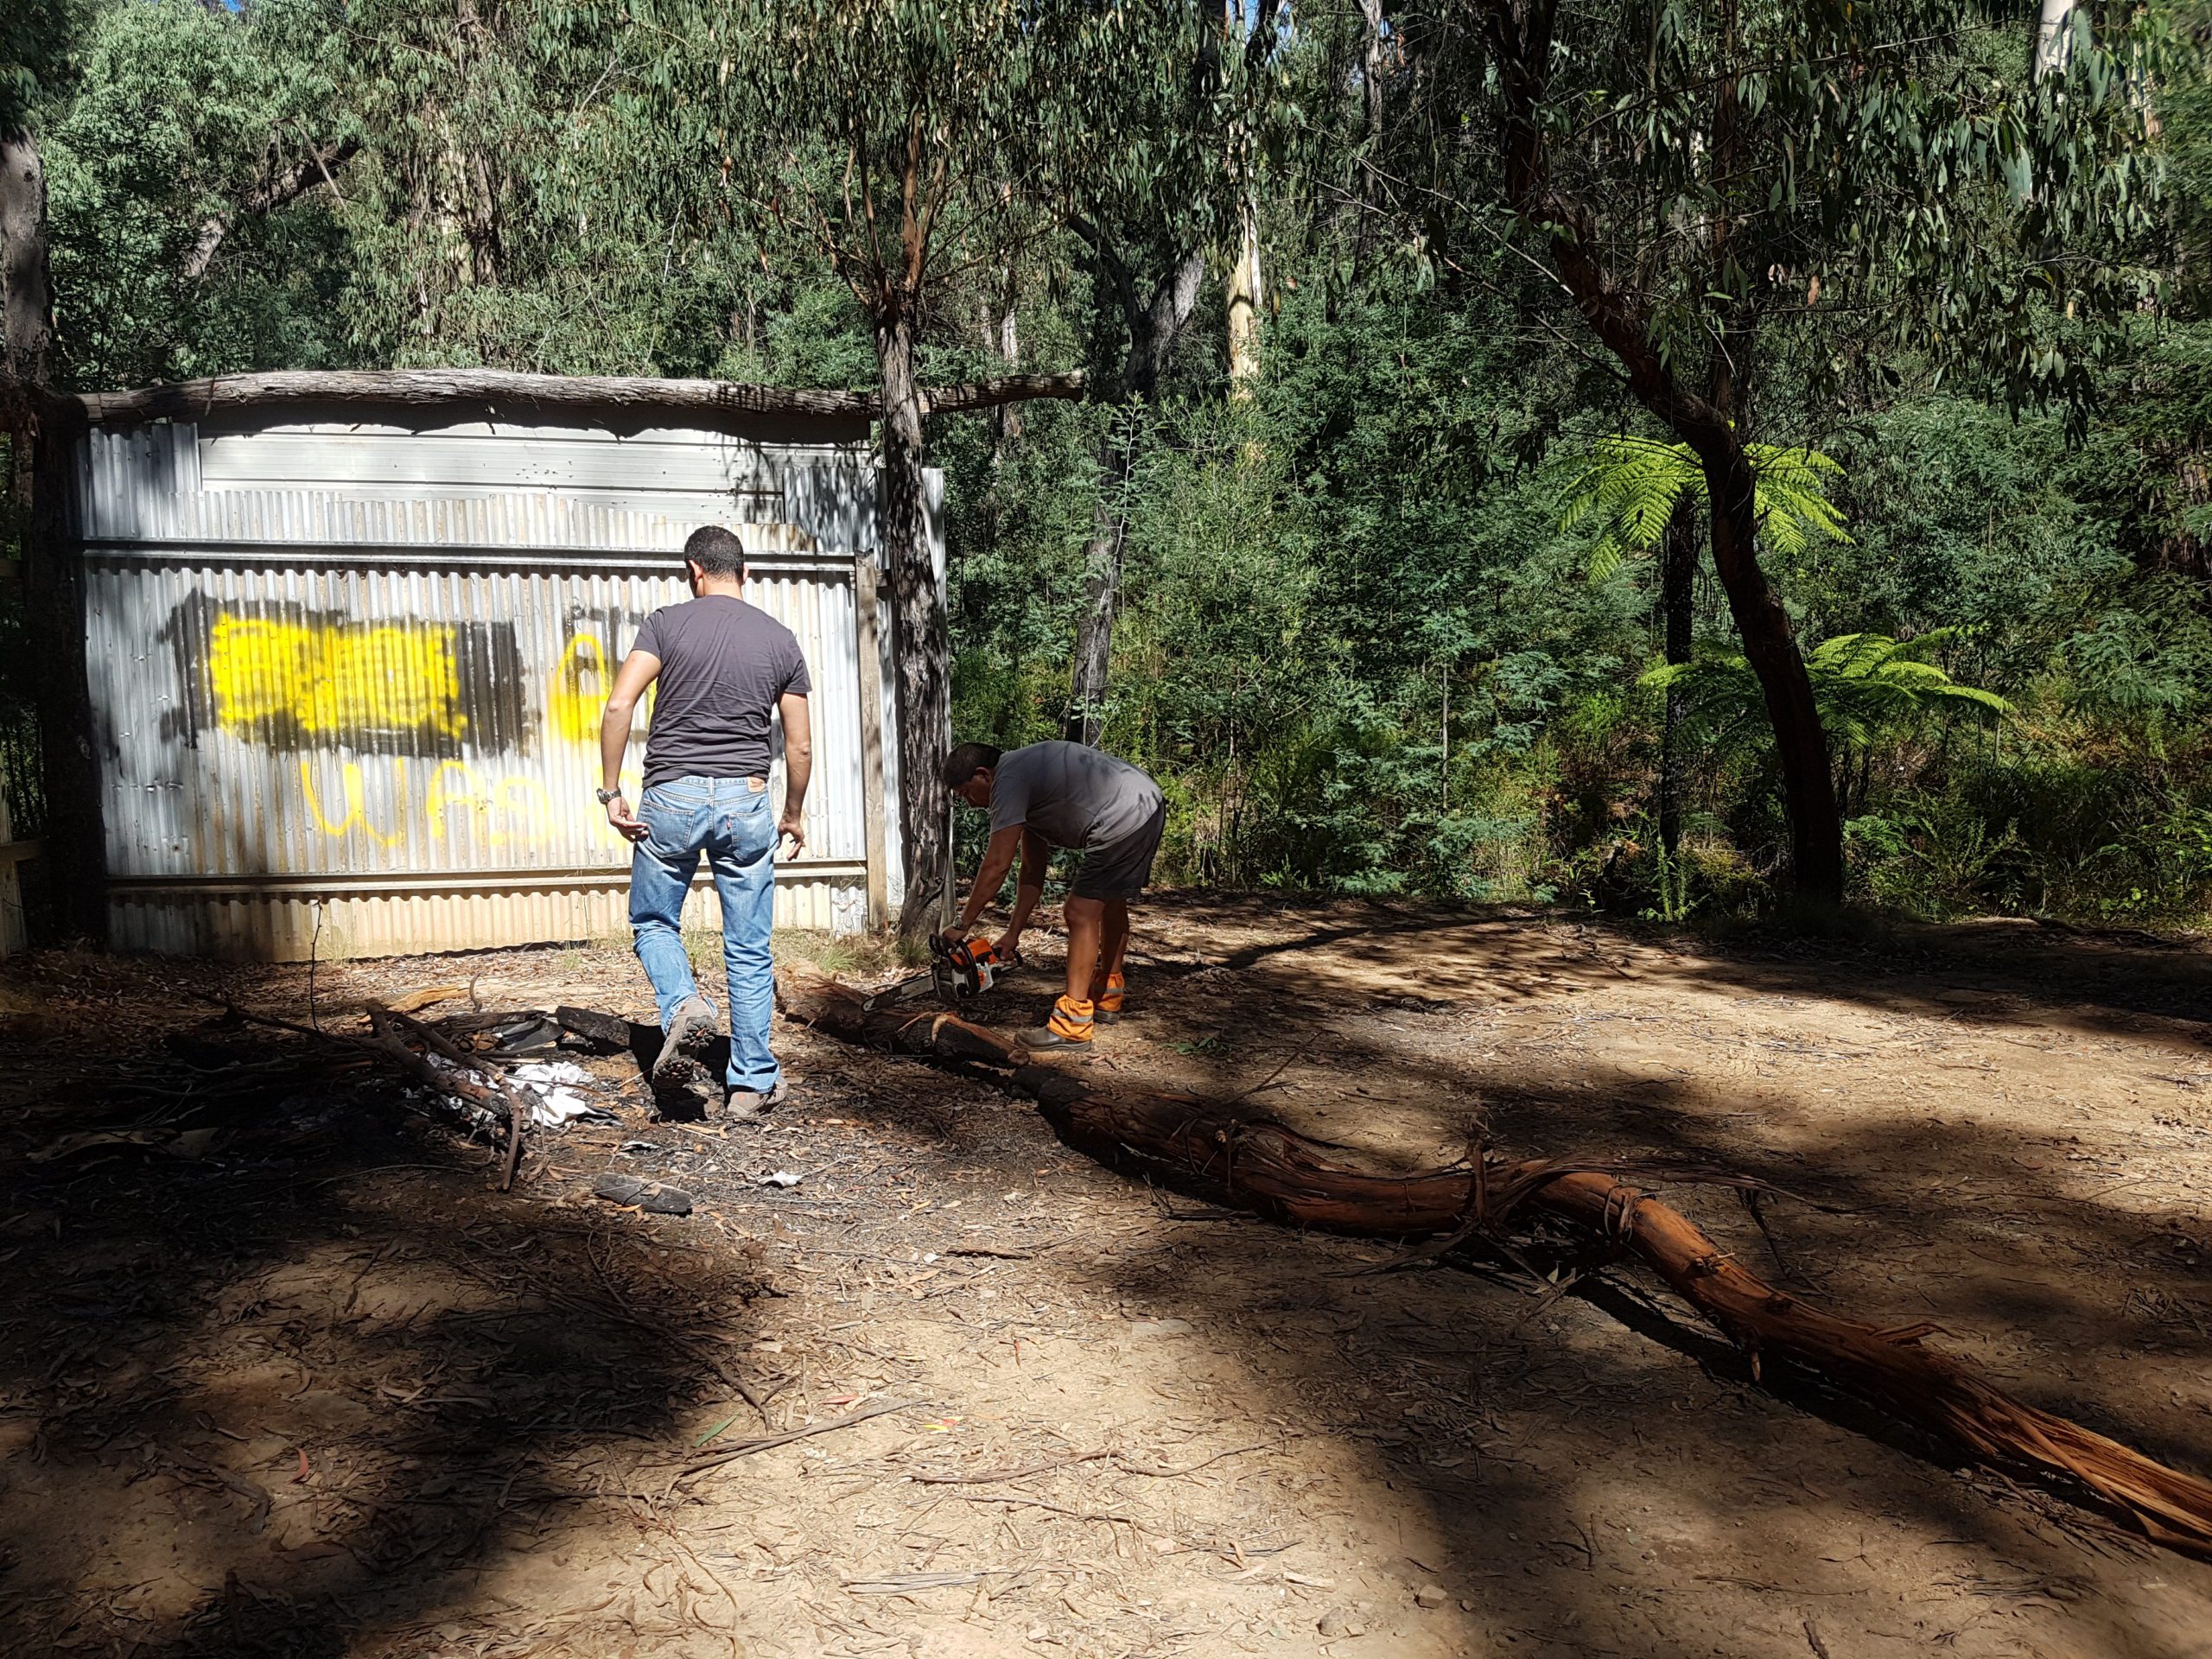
left=1556, top=435, right=1853, bottom=578
left=1643, top=629, right=2012, bottom=751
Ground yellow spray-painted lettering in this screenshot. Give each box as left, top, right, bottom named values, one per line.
left=546, top=632, right=608, bottom=745
left=298, top=759, right=410, bottom=849
left=302, top=758, right=595, bottom=852
left=211, top=615, right=468, bottom=741
left=425, top=760, right=499, bottom=846
left=495, top=775, right=556, bottom=845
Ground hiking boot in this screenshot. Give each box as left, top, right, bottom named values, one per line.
left=652, top=995, right=719, bottom=1087
left=724, top=1077, right=791, bottom=1123
left=1089, top=972, right=1127, bottom=1025
left=1020, top=995, right=1095, bottom=1052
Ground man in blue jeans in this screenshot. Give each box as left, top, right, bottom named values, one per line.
left=597, top=525, right=813, bottom=1121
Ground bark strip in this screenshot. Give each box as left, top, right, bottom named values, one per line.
left=777, top=967, right=2212, bottom=1560
left=61, top=367, right=1083, bottom=429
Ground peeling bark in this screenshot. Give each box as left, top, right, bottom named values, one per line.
left=779, top=967, right=2212, bottom=1560
left=874, top=308, right=950, bottom=938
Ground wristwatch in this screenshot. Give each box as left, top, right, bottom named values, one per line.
left=595, top=787, right=624, bottom=804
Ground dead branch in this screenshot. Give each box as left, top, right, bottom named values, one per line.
left=56, top=366, right=1084, bottom=429
left=774, top=967, right=2212, bottom=1561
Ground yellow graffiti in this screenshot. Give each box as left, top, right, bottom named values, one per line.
left=298, top=759, right=410, bottom=848
left=308, top=758, right=581, bottom=852
left=496, top=775, right=556, bottom=842
left=425, top=760, right=497, bottom=844
left=546, top=632, right=609, bottom=745
left=211, top=615, right=468, bottom=741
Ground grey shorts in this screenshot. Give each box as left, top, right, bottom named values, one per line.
left=1070, top=800, right=1167, bottom=901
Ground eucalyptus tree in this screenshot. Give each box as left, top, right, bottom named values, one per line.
left=1063, top=2, right=1276, bottom=746
left=618, top=0, right=1228, bottom=929
left=1384, top=0, right=2164, bottom=899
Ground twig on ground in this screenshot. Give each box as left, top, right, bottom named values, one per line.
left=1117, top=1440, right=1277, bottom=1478
left=912, top=1449, right=1115, bottom=1484
left=678, top=1399, right=925, bottom=1479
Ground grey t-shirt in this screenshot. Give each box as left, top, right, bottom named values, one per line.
left=989, top=741, right=1163, bottom=849
left=632, top=596, right=811, bottom=787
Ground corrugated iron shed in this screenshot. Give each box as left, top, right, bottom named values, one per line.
left=73, top=389, right=928, bottom=960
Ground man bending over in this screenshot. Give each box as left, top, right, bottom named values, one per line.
left=600, top=525, right=812, bottom=1120
left=942, top=740, right=1166, bottom=1051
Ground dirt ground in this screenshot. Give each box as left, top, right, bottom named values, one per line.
left=5, top=895, right=2212, bottom=1659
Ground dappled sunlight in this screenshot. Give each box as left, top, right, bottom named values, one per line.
left=8, top=899, right=2212, bottom=1655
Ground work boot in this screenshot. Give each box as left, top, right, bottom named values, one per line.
left=723, top=1078, right=791, bottom=1124
left=652, top=995, right=719, bottom=1088
left=1020, top=995, right=1095, bottom=1052
left=1090, top=972, right=1127, bottom=1025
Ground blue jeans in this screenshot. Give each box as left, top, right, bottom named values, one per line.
left=629, top=775, right=779, bottom=1093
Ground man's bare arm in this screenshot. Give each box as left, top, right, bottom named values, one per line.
left=778, top=690, right=812, bottom=855
left=952, top=824, right=1026, bottom=939
left=995, top=828, right=1050, bottom=957
left=598, top=650, right=661, bottom=840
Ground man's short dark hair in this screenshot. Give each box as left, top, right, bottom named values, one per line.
left=941, top=742, right=1003, bottom=788
left=684, top=525, right=747, bottom=577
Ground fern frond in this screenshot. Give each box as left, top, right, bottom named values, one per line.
left=1555, top=435, right=1701, bottom=575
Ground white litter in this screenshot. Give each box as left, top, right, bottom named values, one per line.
left=759, top=1169, right=804, bottom=1188
left=510, top=1060, right=616, bottom=1128
left=416, top=1053, right=613, bottom=1130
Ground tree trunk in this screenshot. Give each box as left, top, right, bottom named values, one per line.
left=993, top=301, right=1021, bottom=444
left=3, top=126, right=48, bottom=520
left=181, top=137, right=361, bottom=283
left=1065, top=429, right=1131, bottom=746
left=874, top=305, right=950, bottom=938
left=2033, top=0, right=2076, bottom=81
left=1063, top=245, right=1205, bottom=745
left=1696, top=438, right=1844, bottom=899
left=1657, top=499, right=1697, bottom=857
left=3, top=130, right=105, bottom=942
left=781, top=966, right=2212, bottom=1562
left=1226, top=186, right=1264, bottom=397
left=1357, top=0, right=1387, bottom=143
left=0, top=131, right=50, bottom=388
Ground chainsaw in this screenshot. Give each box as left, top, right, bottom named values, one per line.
left=866, top=935, right=1018, bottom=1012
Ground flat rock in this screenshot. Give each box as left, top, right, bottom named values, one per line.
left=590, top=1173, right=694, bottom=1216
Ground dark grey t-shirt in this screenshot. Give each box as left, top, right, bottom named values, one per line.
left=989, top=741, right=1163, bottom=849
left=632, top=596, right=811, bottom=787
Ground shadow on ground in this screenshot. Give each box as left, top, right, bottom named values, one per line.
left=0, top=978, right=771, bottom=1658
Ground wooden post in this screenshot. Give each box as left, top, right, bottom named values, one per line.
left=853, top=551, right=890, bottom=931
left=0, top=785, right=27, bottom=956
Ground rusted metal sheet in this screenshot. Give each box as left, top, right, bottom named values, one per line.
left=77, top=416, right=917, bottom=962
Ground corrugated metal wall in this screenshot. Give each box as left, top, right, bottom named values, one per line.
left=76, top=415, right=918, bottom=962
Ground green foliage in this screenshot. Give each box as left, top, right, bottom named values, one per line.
left=1646, top=631, right=2012, bottom=753
left=1557, top=434, right=1851, bottom=579
left=15, top=0, right=2212, bottom=935
left=1, top=0, right=82, bottom=130
left=1400, top=0, right=2172, bottom=425
left=41, top=0, right=351, bottom=387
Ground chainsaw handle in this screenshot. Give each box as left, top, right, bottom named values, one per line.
left=931, top=933, right=980, bottom=975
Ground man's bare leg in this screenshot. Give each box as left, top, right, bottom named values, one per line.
left=1063, top=895, right=1105, bottom=1007
left=1092, top=899, right=1130, bottom=993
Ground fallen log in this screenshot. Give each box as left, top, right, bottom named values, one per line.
left=776, top=967, right=2212, bottom=1560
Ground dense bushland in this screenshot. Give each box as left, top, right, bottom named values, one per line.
left=5, top=0, right=2208, bottom=928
